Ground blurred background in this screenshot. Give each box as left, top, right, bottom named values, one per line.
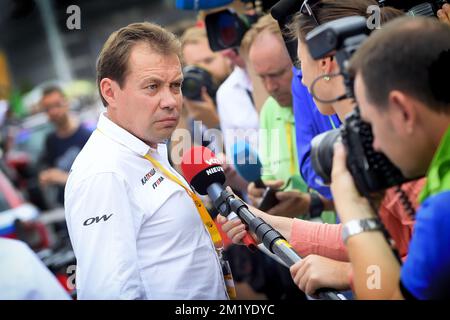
left=0, top=0, right=197, bottom=298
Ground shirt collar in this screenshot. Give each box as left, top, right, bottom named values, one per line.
left=419, top=125, right=450, bottom=202
left=97, top=112, right=161, bottom=157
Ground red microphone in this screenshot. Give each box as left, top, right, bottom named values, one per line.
left=181, top=146, right=257, bottom=250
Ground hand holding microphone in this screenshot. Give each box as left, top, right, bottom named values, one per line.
left=180, top=146, right=345, bottom=300
left=181, top=146, right=257, bottom=250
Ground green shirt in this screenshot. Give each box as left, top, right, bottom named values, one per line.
left=259, top=97, right=307, bottom=192
left=419, top=125, right=450, bottom=203
left=258, top=97, right=336, bottom=223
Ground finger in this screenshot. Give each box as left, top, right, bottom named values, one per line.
left=248, top=183, right=265, bottom=197
left=331, top=142, right=348, bottom=181
left=220, top=219, right=243, bottom=233
left=201, top=87, right=213, bottom=104
left=264, top=180, right=285, bottom=189
left=305, top=277, right=318, bottom=296
left=232, top=230, right=248, bottom=244
left=289, top=260, right=302, bottom=279
left=227, top=221, right=246, bottom=235
left=275, top=191, right=298, bottom=201
left=443, top=3, right=450, bottom=16
left=216, top=214, right=227, bottom=224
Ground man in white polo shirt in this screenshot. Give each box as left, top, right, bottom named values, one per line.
left=64, top=22, right=228, bottom=300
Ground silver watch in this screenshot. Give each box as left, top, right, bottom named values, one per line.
left=342, top=218, right=382, bottom=244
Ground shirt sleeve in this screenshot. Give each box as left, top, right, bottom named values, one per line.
left=64, top=172, right=145, bottom=299
left=400, top=191, right=450, bottom=299
left=290, top=218, right=348, bottom=261
left=291, top=73, right=334, bottom=199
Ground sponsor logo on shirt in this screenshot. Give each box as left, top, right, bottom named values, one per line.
left=141, top=168, right=157, bottom=185
left=83, top=214, right=113, bottom=226
left=152, top=176, right=165, bottom=189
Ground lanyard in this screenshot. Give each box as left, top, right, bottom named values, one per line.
left=143, top=154, right=223, bottom=247
left=95, top=128, right=223, bottom=247
left=328, top=115, right=337, bottom=129
left=143, top=154, right=237, bottom=299
left=285, top=122, right=296, bottom=177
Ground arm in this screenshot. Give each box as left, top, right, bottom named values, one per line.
left=218, top=200, right=348, bottom=261
left=65, top=172, right=145, bottom=299
left=331, top=143, right=403, bottom=299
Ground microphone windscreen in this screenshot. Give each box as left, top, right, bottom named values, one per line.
left=232, top=141, right=262, bottom=182
left=181, top=146, right=226, bottom=195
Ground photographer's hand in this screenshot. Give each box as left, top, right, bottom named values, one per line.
left=330, top=142, right=374, bottom=223
left=268, top=190, right=311, bottom=217
left=438, top=4, right=450, bottom=26
left=330, top=142, right=403, bottom=299
left=290, top=255, right=351, bottom=296
left=247, top=180, right=284, bottom=207
left=184, top=87, right=220, bottom=128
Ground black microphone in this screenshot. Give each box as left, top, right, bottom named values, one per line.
left=181, top=146, right=345, bottom=300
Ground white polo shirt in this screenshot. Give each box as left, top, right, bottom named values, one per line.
left=64, top=113, right=228, bottom=300
left=216, top=66, right=259, bottom=157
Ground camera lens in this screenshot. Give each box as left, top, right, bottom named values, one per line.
left=310, top=129, right=341, bottom=184
left=182, top=77, right=202, bottom=100
left=182, top=66, right=217, bottom=101
left=217, top=13, right=239, bottom=47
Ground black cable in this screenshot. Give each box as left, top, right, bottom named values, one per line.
left=394, top=184, right=416, bottom=219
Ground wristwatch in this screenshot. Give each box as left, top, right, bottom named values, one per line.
left=308, top=192, right=324, bottom=218
left=342, top=218, right=383, bottom=244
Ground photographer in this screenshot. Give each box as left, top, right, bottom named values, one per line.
left=219, top=0, right=425, bottom=297
left=241, top=14, right=334, bottom=221
left=181, top=26, right=231, bottom=129
left=330, top=16, right=450, bottom=299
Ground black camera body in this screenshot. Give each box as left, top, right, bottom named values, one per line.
left=182, top=65, right=218, bottom=101
left=205, top=8, right=259, bottom=51
left=306, top=16, right=411, bottom=196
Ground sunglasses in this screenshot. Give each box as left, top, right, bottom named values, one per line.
left=300, top=0, right=321, bottom=26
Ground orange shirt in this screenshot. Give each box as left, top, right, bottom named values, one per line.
left=290, top=179, right=426, bottom=261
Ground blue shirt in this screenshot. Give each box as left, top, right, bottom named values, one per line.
left=292, top=67, right=341, bottom=199
left=400, top=126, right=450, bottom=299
left=400, top=191, right=450, bottom=299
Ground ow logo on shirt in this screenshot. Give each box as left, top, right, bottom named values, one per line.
left=83, top=214, right=113, bottom=226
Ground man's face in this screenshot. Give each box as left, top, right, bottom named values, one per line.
left=107, top=42, right=183, bottom=147
left=249, top=31, right=293, bottom=107
left=40, top=91, right=69, bottom=126
left=355, top=72, right=424, bottom=177
left=183, top=38, right=231, bottom=83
